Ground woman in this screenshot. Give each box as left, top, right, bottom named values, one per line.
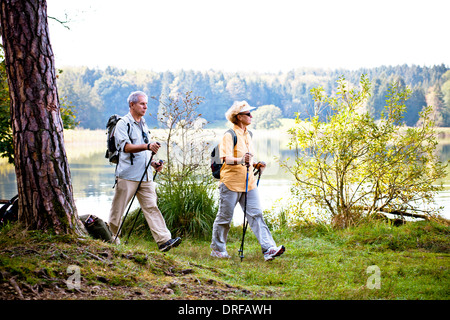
left=210, top=101, right=285, bottom=261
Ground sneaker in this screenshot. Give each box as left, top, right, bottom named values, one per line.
left=159, top=237, right=182, bottom=252
left=264, top=245, right=285, bottom=261
left=210, top=250, right=231, bottom=259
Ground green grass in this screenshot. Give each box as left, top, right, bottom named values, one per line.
left=1, top=220, right=448, bottom=300
left=168, top=220, right=449, bottom=300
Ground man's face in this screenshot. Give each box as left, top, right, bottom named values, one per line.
left=130, top=95, right=148, bottom=118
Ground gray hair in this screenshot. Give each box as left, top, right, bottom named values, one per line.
left=127, top=91, right=148, bottom=106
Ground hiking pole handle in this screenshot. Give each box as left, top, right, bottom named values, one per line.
left=138, top=141, right=160, bottom=183
left=253, top=161, right=265, bottom=187
left=147, top=141, right=161, bottom=154
left=138, top=141, right=160, bottom=182
left=242, top=152, right=252, bottom=167
left=153, top=160, right=164, bottom=180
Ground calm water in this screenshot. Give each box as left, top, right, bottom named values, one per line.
left=1, top=129, right=449, bottom=224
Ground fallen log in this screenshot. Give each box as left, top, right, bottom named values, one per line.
left=375, top=208, right=430, bottom=220
left=367, top=207, right=450, bottom=226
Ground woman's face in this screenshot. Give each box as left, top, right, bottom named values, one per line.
left=236, top=112, right=252, bottom=126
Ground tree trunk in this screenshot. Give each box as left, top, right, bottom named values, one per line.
left=0, top=0, right=81, bottom=234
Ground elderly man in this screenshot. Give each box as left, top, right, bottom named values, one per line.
left=108, top=91, right=181, bottom=252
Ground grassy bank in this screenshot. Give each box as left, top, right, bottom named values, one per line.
left=170, top=220, right=449, bottom=300
left=0, top=220, right=448, bottom=300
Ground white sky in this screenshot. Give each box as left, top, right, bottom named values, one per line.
left=47, top=0, right=450, bottom=73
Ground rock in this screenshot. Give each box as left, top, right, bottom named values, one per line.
left=163, top=287, right=174, bottom=294
left=181, top=269, right=194, bottom=275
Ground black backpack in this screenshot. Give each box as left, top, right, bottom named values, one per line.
left=0, top=195, right=19, bottom=226
left=210, top=129, right=252, bottom=179
left=105, top=115, right=132, bottom=165
left=79, top=214, right=113, bottom=242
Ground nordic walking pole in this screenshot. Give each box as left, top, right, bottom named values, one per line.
left=124, top=160, right=163, bottom=244
left=114, top=142, right=160, bottom=244
left=238, top=161, right=250, bottom=262
left=257, top=170, right=261, bottom=186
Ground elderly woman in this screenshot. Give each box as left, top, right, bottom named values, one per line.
left=210, top=101, right=285, bottom=261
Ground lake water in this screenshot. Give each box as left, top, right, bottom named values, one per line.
left=1, top=128, right=449, bottom=224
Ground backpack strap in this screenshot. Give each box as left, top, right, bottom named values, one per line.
left=118, top=119, right=135, bottom=164
left=113, top=120, right=134, bottom=188
left=225, top=129, right=238, bottom=158
left=126, top=123, right=134, bottom=165
left=226, top=129, right=252, bottom=158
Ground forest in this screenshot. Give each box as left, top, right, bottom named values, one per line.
left=56, top=64, right=450, bottom=129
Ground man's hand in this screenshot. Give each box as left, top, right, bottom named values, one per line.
left=148, top=142, right=160, bottom=154
left=152, top=160, right=163, bottom=172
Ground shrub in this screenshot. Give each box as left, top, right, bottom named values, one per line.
left=282, top=75, right=448, bottom=228
left=157, top=173, right=218, bottom=239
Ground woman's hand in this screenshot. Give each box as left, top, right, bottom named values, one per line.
left=242, top=152, right=253, bottom=166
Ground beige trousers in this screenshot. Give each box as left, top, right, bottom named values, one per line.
left=108, top=178, right=171, bottom=245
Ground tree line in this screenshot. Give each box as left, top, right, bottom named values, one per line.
left=56, top=64, right=450, bottom=129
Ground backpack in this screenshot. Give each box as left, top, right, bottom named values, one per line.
left=105, top=114, right=132, bottom=165
left=79, top=214, right=113, bottom=242
left=210, top=129, right=252, bottom=179
left=0, top=195, right=19, bottom=226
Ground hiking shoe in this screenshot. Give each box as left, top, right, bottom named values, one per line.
left=264, top=245, right=285, bottom=261
left=210, top=250, right=231, bottom=259
left=159, top=237, right=182, bottom=252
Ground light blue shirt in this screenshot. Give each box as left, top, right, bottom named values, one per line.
left=114, top=112, right=153, bottom=182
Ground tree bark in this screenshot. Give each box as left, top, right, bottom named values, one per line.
left=0, top=0, right=80, bottom=234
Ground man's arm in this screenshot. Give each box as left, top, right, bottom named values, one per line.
left=124, top=142, right=159, bottom=154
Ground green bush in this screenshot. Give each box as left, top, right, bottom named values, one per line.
left=157, top=173, right=218, bottom=239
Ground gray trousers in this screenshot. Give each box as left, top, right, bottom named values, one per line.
left=210, top=183, right=276, bottom=253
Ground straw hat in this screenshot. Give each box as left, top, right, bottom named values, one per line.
left=225, top=101, right=256, bottom=124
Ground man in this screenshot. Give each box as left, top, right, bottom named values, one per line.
left=108, top=91, right=181, bottom=252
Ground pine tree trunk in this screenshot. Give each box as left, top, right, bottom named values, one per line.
left=0, top=0, right=81, bottom=234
